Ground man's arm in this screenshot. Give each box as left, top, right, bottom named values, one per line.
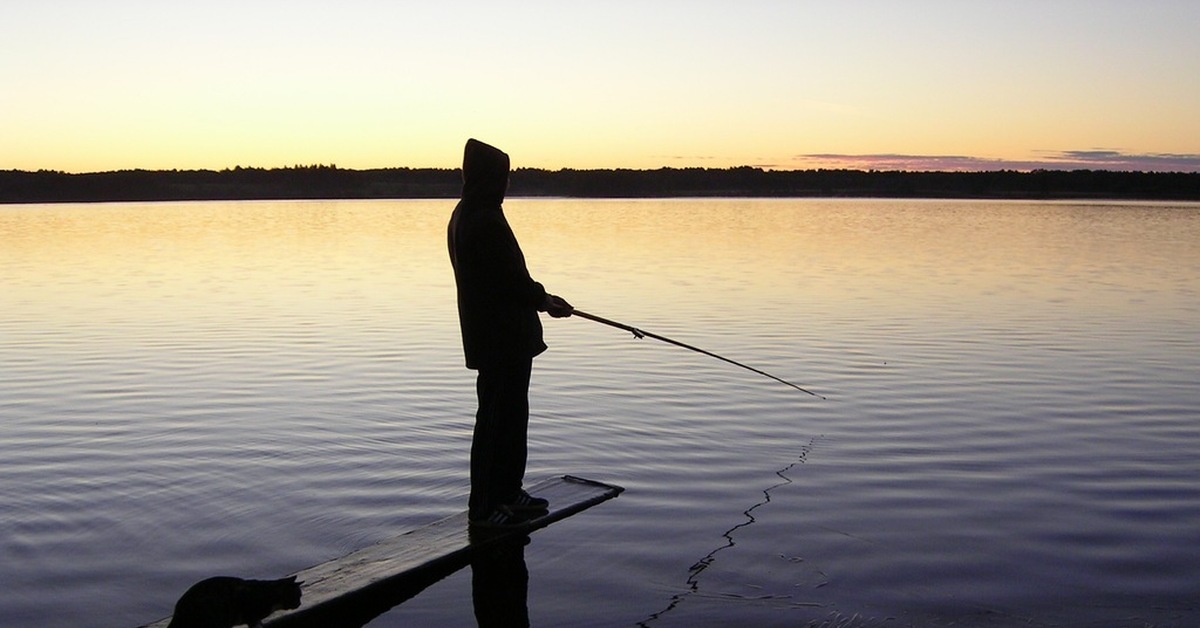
left=541, top=294, right=573, bottom=318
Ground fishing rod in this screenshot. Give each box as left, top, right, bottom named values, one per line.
left=571, top=309, right=825, bottom=399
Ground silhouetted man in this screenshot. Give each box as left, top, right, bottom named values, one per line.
left=448, top=138, right=572, bottom=528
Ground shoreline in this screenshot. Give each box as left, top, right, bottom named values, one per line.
left=3, top=166, right=1199, bottom=204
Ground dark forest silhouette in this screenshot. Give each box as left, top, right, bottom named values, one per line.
left=3, top=164, right=1198, bottom=203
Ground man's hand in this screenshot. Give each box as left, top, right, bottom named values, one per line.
left=543, top=294, right=574, bottom=318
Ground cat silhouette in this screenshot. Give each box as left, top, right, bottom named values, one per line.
left=167, top=575, right=302, bottom=628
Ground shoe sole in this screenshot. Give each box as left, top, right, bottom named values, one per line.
left=506, top=503, right=549, bottom=513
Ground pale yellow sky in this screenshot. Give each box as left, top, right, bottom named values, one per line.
left=3, top=1, right=1199, bottom=173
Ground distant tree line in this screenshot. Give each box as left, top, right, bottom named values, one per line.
left=2, top=165, right=1198, bottom=204
left=0, top=166, right=459, bottom=204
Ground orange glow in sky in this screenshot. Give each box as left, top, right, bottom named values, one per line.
left=3, top=2, right=1199, bottom=173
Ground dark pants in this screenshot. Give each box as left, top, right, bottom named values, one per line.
left=470, top=358, right=532, bottom=519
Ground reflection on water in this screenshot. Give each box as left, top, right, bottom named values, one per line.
left=2, top=199, right=1200, bottom=627
left=472, top=536, right=530, bottom=628
left=639, top=437, right=823, bottom=627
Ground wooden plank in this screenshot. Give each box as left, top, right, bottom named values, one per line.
left=143, top=475, right=623, bottom=628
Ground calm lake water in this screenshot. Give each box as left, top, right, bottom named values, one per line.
left=2, top=198, right=1199, bottom=627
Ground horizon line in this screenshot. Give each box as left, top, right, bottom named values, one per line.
left=11, top=160, right=1200, bottom=177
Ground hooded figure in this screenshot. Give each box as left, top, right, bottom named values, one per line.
left=448, top=139, right=547, bottom=369
left=448, top=139, right=571, bottom=526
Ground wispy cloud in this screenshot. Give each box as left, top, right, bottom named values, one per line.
left=1045, top=150, right=1200, bottom=171
left=659, top=155, right=721, bottom=163
left=786, top=150, right=1200, bottom=173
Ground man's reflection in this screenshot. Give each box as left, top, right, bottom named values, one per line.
left=471, top=535, right=530, bottom=627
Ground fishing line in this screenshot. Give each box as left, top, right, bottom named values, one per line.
left=637, top=437, right=824, bottom=626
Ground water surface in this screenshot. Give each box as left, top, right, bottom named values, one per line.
left=2, top=199, right=1198, bottom=626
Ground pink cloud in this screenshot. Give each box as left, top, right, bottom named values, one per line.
left=788, top=151, right=1200, bottom=173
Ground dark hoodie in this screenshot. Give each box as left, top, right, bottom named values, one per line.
left=448, top=139, right=548, bottom=369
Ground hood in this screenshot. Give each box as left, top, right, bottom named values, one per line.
left=461, top=138, right=509, bottom=206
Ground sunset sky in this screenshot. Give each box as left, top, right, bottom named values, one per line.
left=4, top=1, right=1199, bottom=173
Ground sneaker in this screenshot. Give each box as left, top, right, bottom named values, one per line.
left=469, top=504, right=533, bottom=529
left=507, top=489, right=549, bottom=513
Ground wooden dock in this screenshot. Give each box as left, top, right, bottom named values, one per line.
left=143, top=475, right=623, bottom=627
